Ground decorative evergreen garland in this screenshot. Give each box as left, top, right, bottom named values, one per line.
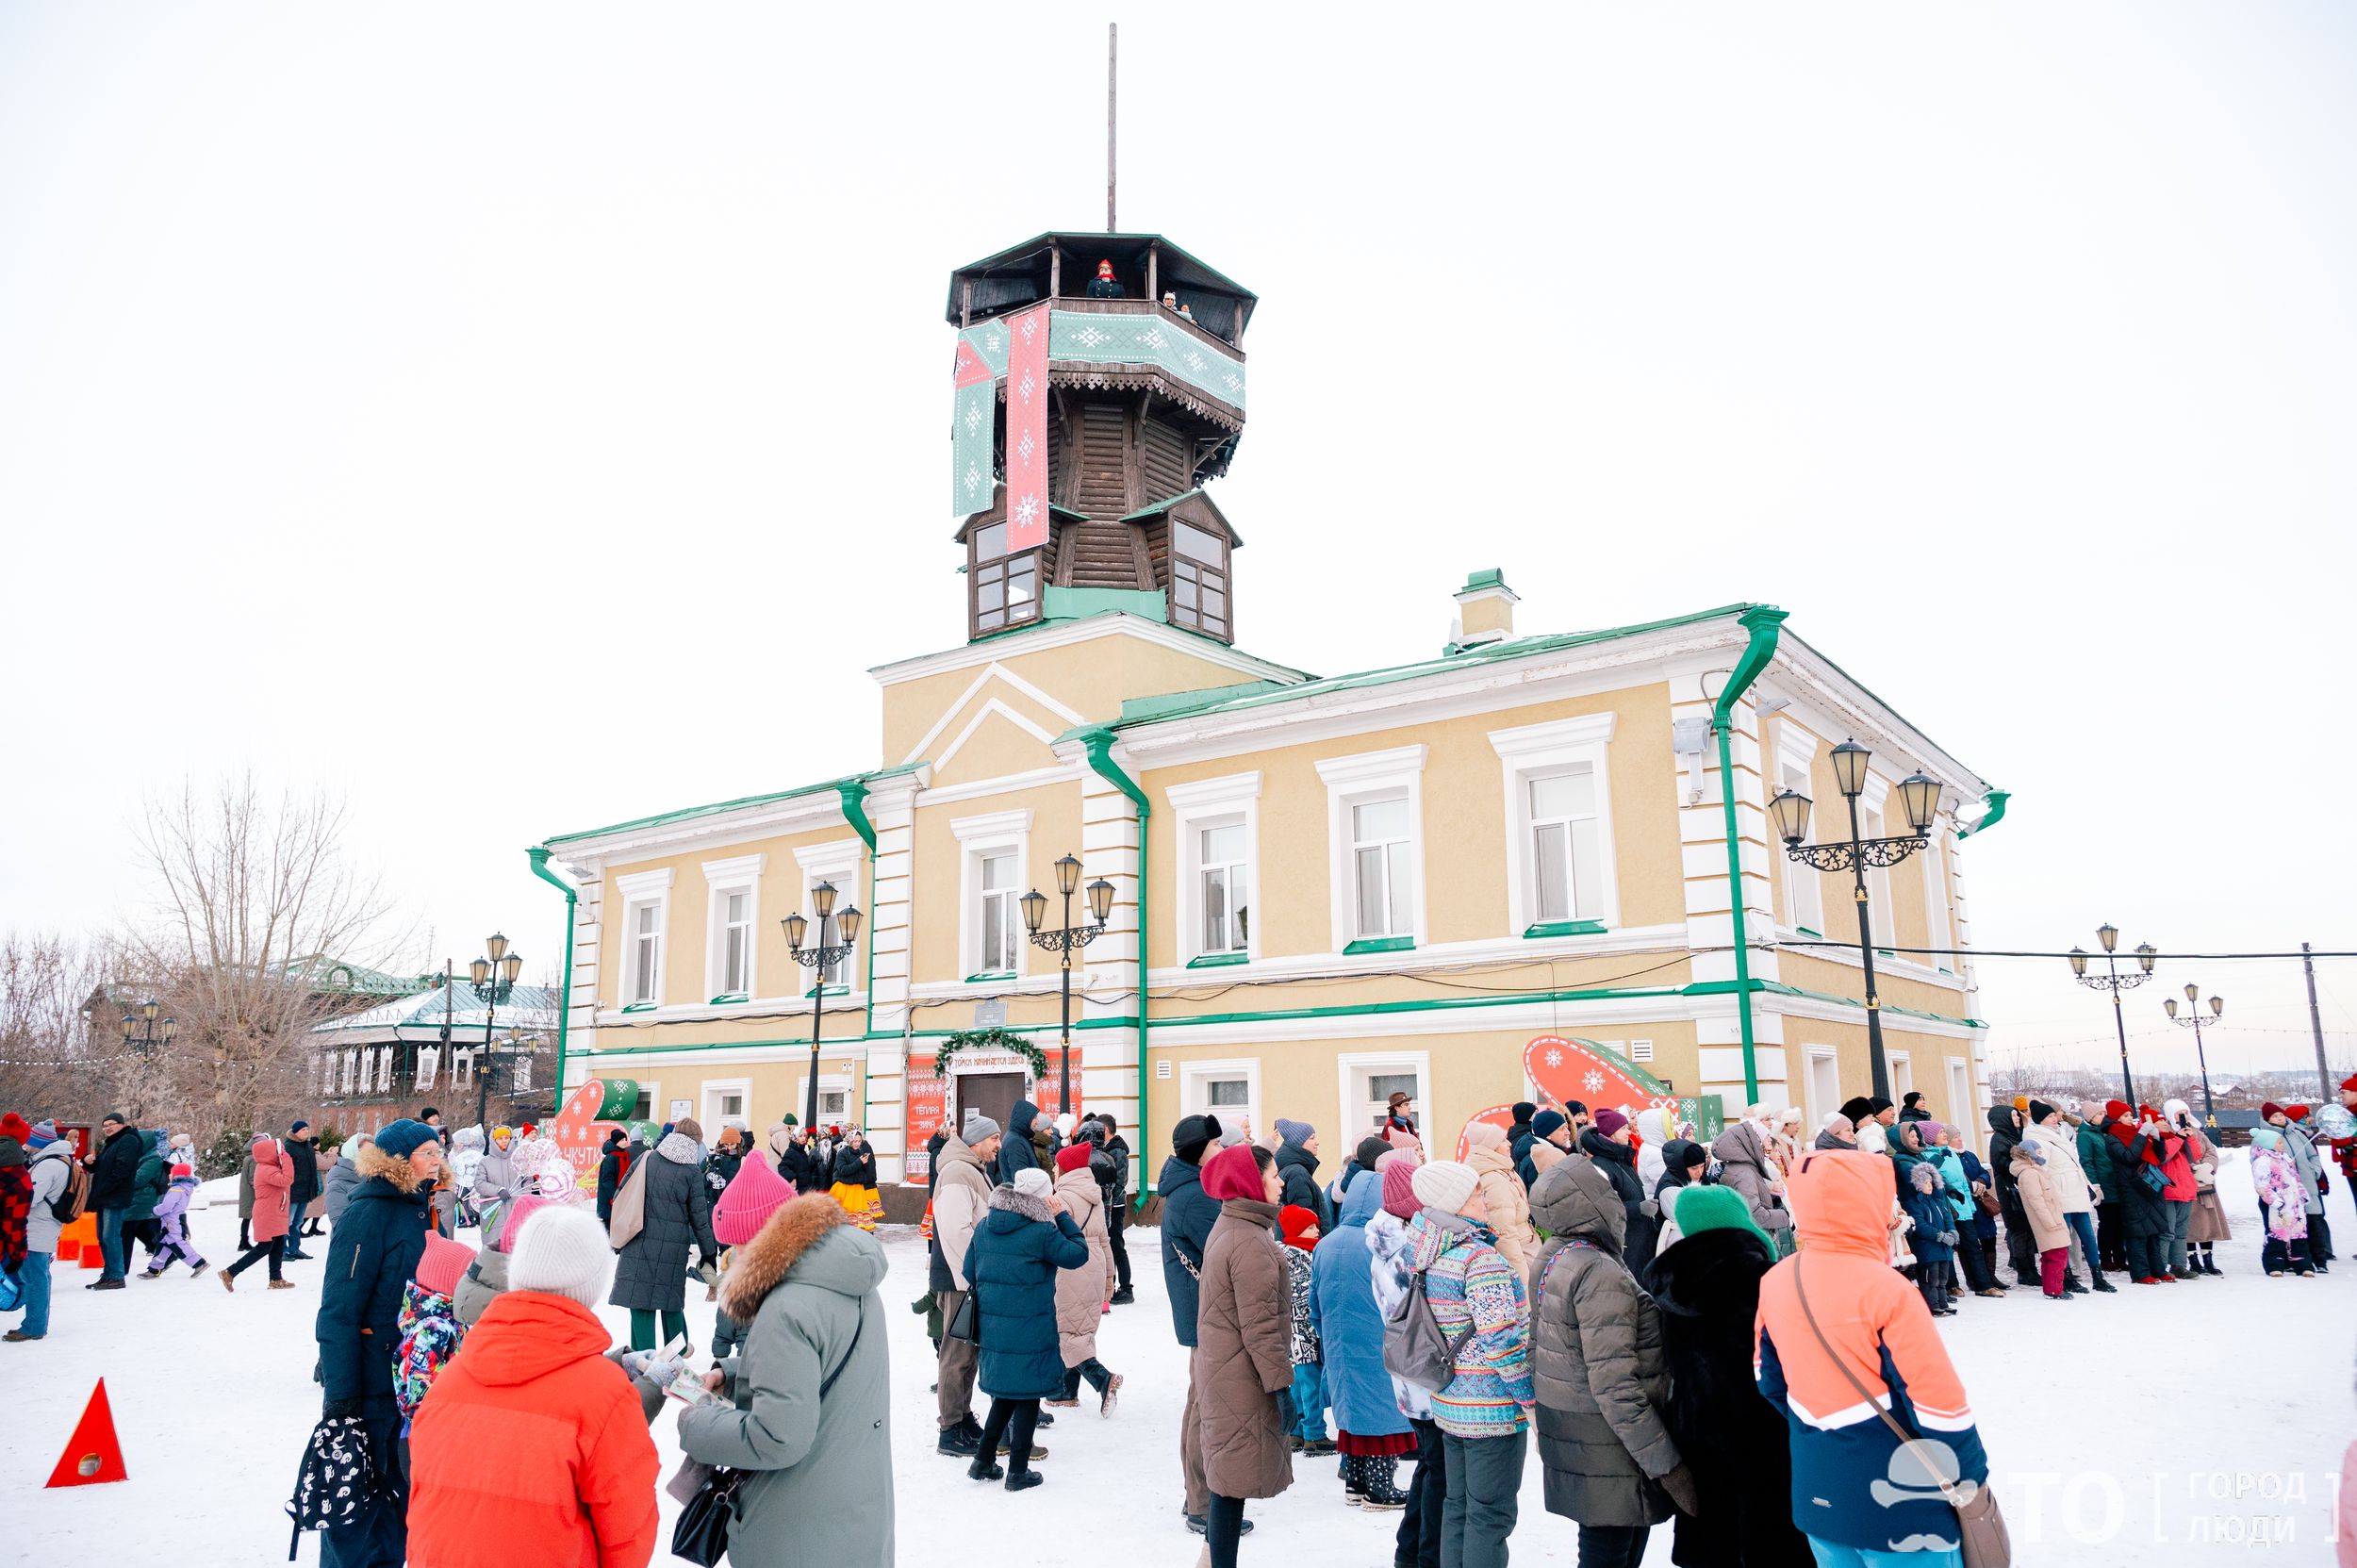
left=932, top=1027, right=1049, bottom=1081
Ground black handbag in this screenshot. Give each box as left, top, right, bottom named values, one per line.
left=670, top=1315, right=865, bottom=1565
left=945, top=1288, right=979, bottom=1344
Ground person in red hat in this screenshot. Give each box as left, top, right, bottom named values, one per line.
left=1047, top=1142, right=1123, bottom=1415
left=2332, top=1075, right=2357, bottom=1230
left=1085, top=257, right=1124, bottom=299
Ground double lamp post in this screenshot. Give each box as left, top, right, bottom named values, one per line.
left=1767, top=739, right=1943, bottom=1103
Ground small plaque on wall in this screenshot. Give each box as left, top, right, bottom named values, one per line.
left=668, top=1099, right=692, bottom=1121
left=974, top=998, right=1008, bottom=1029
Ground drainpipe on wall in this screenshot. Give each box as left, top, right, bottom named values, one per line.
left=525, top=847, right=577, bottom=1103
left=835, top=778, right=880, bottom=1041
left=1711, top=606, right=1788, bottom=1107
left=1081, top=728, right=1152, bottom=1211
left=1955, top=788, right=2009, bottom=839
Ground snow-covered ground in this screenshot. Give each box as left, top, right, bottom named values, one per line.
left=6, top=1154, right=2348, bottom=1564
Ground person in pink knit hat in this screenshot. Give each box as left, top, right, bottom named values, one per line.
left=709, top=1156, right=794, bottom=1357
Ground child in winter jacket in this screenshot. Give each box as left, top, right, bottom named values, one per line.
left=1901, top=1162, right=1958, bottom=1315
left=394, top=1232, right=478, bottom=1430
left=1280, top=1203, right=1332, bottom=1455
left=140, top=1164, right=208, bottom=1279
left=2250, top=1130, right=2315, bottom=1277
left=2009, top=1140, right=2072, bottom=1298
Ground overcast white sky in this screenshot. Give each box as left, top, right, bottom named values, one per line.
left=6, top=5, right=2355, bottom=1085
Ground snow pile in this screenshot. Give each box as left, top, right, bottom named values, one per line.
left=4, top=1151, right=2346, bottom=1564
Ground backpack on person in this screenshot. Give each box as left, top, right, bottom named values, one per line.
left=1382, top=1263, right=1475, bottom=1393
left=50, top=1158, right=91, bottom=1225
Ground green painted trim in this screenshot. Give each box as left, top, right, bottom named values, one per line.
left=1343, top=935, right=1415, bottom=955
left=1463, top=568, right=1508, bottom=592
left=964, top=971, right=1016, bottom=984
left=1712, top=604, right=1788, bottom=1106
left=836, top=779, right=878, bottom=1044
left=1522, top=919, right=1606, bottom=939
left=802, top=982, right=851, bottom=999
left=1186, top=951, right=1248, bottom=968
left=1956, top=788, right=2010, bottom=840
left=1150, top=982, right=1688, bottom=1031
left=1045, top=586, right=1167, bottom=623
left=1080, top=727, right=1152, bottom=1212
left=1794, top=926, right=1822, bottom=940
left=542, top=764, right=921, bottom=848
left=525, top=847, right=578, bottom=1095
left=619, top=1001, right=656, bottom=1014
left=708, top=993, right=750, bottom=1006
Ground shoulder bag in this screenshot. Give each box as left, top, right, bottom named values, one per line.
left=945, top=1287, right=980, bottom=1344
left=671, top=1312, right=866, bottom=1566
left=606, top=1155, right=651, bottom=1249
left=1792, top=1263, right=2008, bottom=1568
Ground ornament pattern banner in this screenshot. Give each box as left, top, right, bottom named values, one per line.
left=1003, top=305, right=1051, bottom=551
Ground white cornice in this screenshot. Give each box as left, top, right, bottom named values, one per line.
left=1755, top=643, right=1989, bottom=801
left=916, top=764, right=1080, bottom=809
left=552, top=795, right=849, bottom=869
left=869, top=612, right=1312, bottom=691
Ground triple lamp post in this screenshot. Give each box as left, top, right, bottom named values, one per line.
left=783, top=883, right=864, bottom=1134
left=1767, top=739, right=1943, bottom=1102
left=118, top=999, right=177, bottom=1054
left=2068, top=924, right=2155, bottom=1104
left=467, top=933, right=527, bottom=1131
left=1024, top=854, right=1115, bottom=1115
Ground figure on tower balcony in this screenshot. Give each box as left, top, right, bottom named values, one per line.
left=1086, top=258, right=1124, bottom=298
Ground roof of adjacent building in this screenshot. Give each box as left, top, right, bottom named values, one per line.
left=311, top=981, right=560, bottom=1039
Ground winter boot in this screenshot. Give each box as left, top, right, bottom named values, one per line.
left=936, top=1420, right=982, bottom=1458
left=1109, top=1285, right=1135, bottom=1305
left=1359, top=1456, right=1410, bottom=1511
left=2090, top=1274, right=2118, bottom=1293
left=1343, top=1454, right=1367, bottom=1506
left=1004, top=1468, right=1044, bottom=1492
left=966, top=1456, right=1005, bottom=1482
left=2200, top=1250, right=2223, bottom=1276
left=1099, top=1372, right=1123, bottom=1417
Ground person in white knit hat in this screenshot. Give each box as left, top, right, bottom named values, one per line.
left=406, top=1202, right=659, bottom=1564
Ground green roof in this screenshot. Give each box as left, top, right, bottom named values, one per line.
left=543, top=765, right=920, bottom=849
left=1082, top=602, right=1767, bottom=736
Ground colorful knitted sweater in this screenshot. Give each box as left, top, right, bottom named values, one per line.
left=1407, top=1211, right=1533, bottom=1437
left=393, top=1280, right=467, bottom=1428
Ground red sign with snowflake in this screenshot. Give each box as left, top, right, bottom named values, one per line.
left=1003, top=305, right=1050, bottom=552
left=1524, top=1034, right=1693, bottom=1128
left=543, top=1079, right=630, bottom=1197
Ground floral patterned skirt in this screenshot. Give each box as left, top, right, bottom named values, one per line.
left=830, top=1181, right=882, bottom=1232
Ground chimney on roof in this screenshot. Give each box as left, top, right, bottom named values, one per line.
left=1449, top=569, right=1518, bottom=652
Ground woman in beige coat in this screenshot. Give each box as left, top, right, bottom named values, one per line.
left=1191, top=1142, right=1294, bottom=1568
left=1049, top=1144, right=1123, bottom=1413
left=1460, top=1122, right=1535, bottom=1268
left=2009, top=1141, right=2072, bottom=1299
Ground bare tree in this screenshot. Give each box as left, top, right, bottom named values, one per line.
left=119, top=779, right=403, bottom=1148
left=0, top=931, right=108, bottom=1118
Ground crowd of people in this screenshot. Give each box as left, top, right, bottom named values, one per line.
left=1, top=1072, right=2349, bottom=1567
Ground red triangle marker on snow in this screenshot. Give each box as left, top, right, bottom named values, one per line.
left=45, top=1378, right=127, bottom=1487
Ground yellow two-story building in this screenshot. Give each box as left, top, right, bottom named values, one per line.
left=533, top=228, right=2006, bottom=1205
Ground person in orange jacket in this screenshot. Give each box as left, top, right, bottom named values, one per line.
left=407, top=1204, right=660, bottom=1568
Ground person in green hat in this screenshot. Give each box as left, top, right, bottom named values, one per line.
left=1644, top=1183, right=1810, bottom=1567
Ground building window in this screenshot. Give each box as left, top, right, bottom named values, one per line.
left=1526, top=768, right=1602, bottom=924
left=1805, top=1047, right=1840, bottom=1129
left=1339, top=1052, right=1429, bottom=1145
left=453, top=1049, right=474, bottom=1088
left=970, top=520, right=1043, bottom=636
left=1921, top=834, right=1953, bottom=964
left=952, top=809, right=1031, bottom=978
left=614, top=867, right=674, bottom=1009
left=701, top=854, right=765, bottom=1002
left=704, top=1079, right=751, bottom=1133
left=1168, top=518, right=1230, bottom=640
left=1168, top=771, right=1261, bottom=966
left=1350, top=797, right=1414, bottom=939
left=1861, top=801, right=1895, bottom=935
left=339, top=1050, right=357, bottom=1096
left=1946, top=1056, right=1972, bottom=1129
left=794, top=845, right=862, bottom=992
left=1780, top=758, right=1824, bottom=933
left=1317, top=747, right=1427, bottom=952
left=1887, top=1050, right=1915, bottom=1105
left=415, top=1045, right=438, bottom=1091
left=1491, top=712, right=1619, bottom=934
left=1180, top=1058, right=1261, bottom=1141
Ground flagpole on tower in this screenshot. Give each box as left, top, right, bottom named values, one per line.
left=1107, top=22, right=1117, bottom=232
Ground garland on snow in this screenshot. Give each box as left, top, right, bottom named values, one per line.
left=931, top=1027, right=1048, bottom=1081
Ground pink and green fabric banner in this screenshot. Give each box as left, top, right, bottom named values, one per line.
left=1002, top=305, right=1050, bottom=551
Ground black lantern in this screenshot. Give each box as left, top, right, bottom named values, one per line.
left=1897, top=773, right=1941, bottom=836
left=1021, top=887, right=1050, bottom=934
left=1829, top=739, right=1871, bottom=800
left=1087, top=876, right=1115, bottom=925
left=1767, top=788, right=1813, bottom=847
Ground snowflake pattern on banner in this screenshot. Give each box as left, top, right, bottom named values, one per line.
left=1047, top=310, right=1246, bottom=411
left=1584, top=1070, right=1605, bottom=1093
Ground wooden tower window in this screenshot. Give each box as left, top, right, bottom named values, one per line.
left=1168, top=516, right=1229, bottom=640
left=970, top=518, right=1043, bottom=637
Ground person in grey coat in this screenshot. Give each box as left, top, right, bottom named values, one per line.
left=1527, top=1155, right=1700, bottom=1568
left=608, top=1119, right=717, bottom=1350
left=319, top=1136, right=369, bottom=1227
left=679, top=1191, right=892, bottom=1568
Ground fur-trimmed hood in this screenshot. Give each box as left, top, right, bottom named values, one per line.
left=356, top=1142, right=425, bottom=1193
left=717, top=1193, right=885, bottom=1320
left=987, top=1182, right=1055, bottom=1225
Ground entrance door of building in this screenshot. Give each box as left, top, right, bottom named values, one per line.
left=957, top=1072, right=1027, bottom=1138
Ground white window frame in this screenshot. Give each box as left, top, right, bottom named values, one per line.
left=1804, top=1045, right=1841, bottom=1131
left=798, top=1072, right=853, bottom=1123
left=1168, top=771, right=1262, bottom=966
left=1491, top=713, right=1620, bottom=933
left=1945, top=1055, right=1972, bottom=1131
left=1858, top=775, right=1894, bottom=942
left=701, top=853, right=766, bottom=1003
left=414, top=1042, right=439, bottom=1092
left=703, top=1077, right=752, bottom=1134
left=1338, top=1050, right=1430, bottom=1147
left=614, top=867, right=675, bottom=1007
left=952, top=809, right=1031, bottom=979
left=1775, top=723, right=1825, bottom=934
left=1921, top=834, right=1953, bottom=967
left=1317, top=745, right=1428, bottom=951
left=795, top=840, right=865, bottom=992
left=1887, top=1049, right=1914, bottom=1105
left=1179, top=1057, right=1261, bottom=1139
left=339, top=1049, right=356, bottom=1096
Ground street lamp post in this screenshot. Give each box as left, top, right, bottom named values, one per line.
left=469, top=933, right=526, bottom=1132
left=783, top=883, right=864, bottom=1134
left=2069, top=924, right=2157, bottom=1105
left=117, top=1000, right=177, bottom=1120
left=1768, top=741, right=1942, bottom=1103
left=2163, top=983, right=2225, bottom=1129
left=1023, top=854, right=1115, bottom=1114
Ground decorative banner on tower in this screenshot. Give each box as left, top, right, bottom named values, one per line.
left=1002, top=304, right=1051, bottom=551
left=1048, top=310, right=1246, bottom=412
left=949, top=318, right=1006, bottom=520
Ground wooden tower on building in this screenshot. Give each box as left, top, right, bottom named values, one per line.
left=946, top=233, right=1254, bottom=645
